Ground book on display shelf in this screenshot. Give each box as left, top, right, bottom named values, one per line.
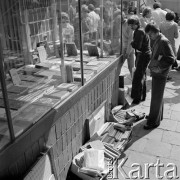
left=13, top=103, right=51, bottom=124
left=85, top=43, right=99, bottom=57
left=34, top=97, right=60, bottom=107
left=73, top=74, right=92, bottom=83
left=76, top=69, right=95, bottom=77
left=35, top=62, right=52, bottom=70
left=34, top=70, right=61, bottom=79
left=22, top=66, right=41, bottom=75
left=0, top=92, right=20, bottom=100
left=66, top=42, right=78, bottom=56
left=18, top=81, right=39, bottom=88
left=74, top=56, right=97, bottom=63
left=7, top=85, right=28, bottom=95
left=56, top=83, right=79, bottom=92
left=0, top=98, right=27, bottom=110
left=83, top=65, right=104, bottom=74
left=19, top=75, right=45, bottom=83
left=44, top=89, right=70, bottom=100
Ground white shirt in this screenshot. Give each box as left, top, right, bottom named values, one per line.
left=152, top=8, right=167, bottom=28
left=88, top=11, right=100, bottom=33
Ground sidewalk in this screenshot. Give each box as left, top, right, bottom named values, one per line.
left=117, top=62, right=180, bottom=180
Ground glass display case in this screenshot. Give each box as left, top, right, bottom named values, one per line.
left=0, top=0, right=127, bottom=151
left=0, top=1, right=129, bottom=179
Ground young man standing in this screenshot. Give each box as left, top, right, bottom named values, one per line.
left=144, top=23, right=175, bottom=129
left=128, top=15, right=151, bottom=104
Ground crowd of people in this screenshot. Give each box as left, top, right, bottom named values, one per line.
left=58, top=1, right=179, bottom=130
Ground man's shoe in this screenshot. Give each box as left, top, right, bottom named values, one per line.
left=143, top=124, right=159, bottom=130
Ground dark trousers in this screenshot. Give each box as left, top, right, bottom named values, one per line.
left=131, top=53, right=150, bottom=101
left=147, top=75, right=166, bottom=126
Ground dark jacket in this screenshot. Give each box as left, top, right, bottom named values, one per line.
left=148, top=33, right=175, bottom=77
left=131, top=27, right=151, bottom=54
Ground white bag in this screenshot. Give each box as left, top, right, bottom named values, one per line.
left=84, top=149, right=105, bottom=171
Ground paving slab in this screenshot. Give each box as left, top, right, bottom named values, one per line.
left=143, top=139, right=172, bottom=158
left=158, top=119, right=178, bottom=131
left=162, top=131, right=180, bottom=146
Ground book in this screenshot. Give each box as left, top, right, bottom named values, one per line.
left=19, top=75, right=45, bottom=83
left=0, top=92, right=20, bottom=100
left=44, top=89, right=70, bottom=100
left=13, top=104, right=51, bottom=124
left=9, top=68, right=22, bottom=86
left=0, top=98, right=27, bottom=110
left=57, top=83, right=78, bottom=92
left=66, top=43, right=78, bottom=56
left=7, top=85, right=28, bottom=95
left=34, top=97, right=60, bottom=107
left=73, top=74, right=92, bottom=83
left=85, top=43, right=99, bottom=57
left=22, top=67, right=41, bottom=75
left=34, top=70, right=61, bottom=79
left=18, top=81, right=38, bottom=88
left=83, top=65, right=104, bottom=74
left=76, top=69, right=95, bottom=77
left=35, top=62, right=52, bottom=70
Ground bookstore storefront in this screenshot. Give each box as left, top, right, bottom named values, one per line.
left=0, top=0, right=141, bottom=179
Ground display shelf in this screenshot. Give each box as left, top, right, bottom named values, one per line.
left=0, top=55, right=122, bottom=179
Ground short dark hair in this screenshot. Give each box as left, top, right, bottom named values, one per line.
left=166, top=11, right=175, bottom=21
left=127, top=15, right=140, bottom=26
left=153, top=2, right=161, bottom=9
left=145, top=23, right=160, bottom=33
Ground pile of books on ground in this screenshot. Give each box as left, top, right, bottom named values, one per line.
left=111, top=105, right=146, bottom=125
left=70, top=121, right=133, bottom=180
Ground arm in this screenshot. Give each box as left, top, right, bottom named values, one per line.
left=174, top=23, right=179, bottom=39
left=160, top=40, right=175, bottom=65
left=126, top=28, right=134, bottom=55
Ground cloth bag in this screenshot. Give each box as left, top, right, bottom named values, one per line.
left=177, top=45, right=180, bottom=60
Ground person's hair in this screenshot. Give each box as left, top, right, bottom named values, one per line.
left=153, top=2, right=161, bottom=9
left=82, top=4, right=89, bottom=13
left=61, top=12, right=70, bottom=22
left=88, top=4, right=95, bottom=11
left=127, top=15, right=140, bottom=26
left=142, top=7, right=152, bottom=17
left=145, top=23, right=160, bottom=33
left=166, top=11, right=175, bottom=21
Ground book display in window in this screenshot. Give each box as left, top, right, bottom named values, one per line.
left=13, top=104, right=51, bottom=124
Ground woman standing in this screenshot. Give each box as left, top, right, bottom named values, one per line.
left=144, top=23, right=175, bottom=130
left=160, top=11, right=179, bottom=69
